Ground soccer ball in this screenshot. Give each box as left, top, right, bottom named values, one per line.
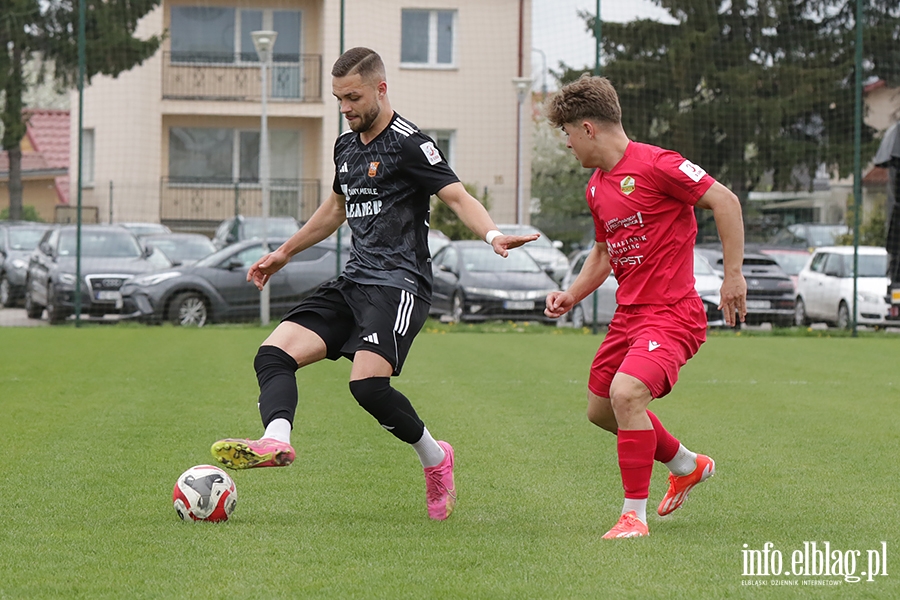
left=173, top=464, right=237, bottom=522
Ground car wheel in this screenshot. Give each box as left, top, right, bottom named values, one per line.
left=794, top=297, right=810, bottom=326
left=837, top=301, right=851, bottom=330
left=570, top=305, right=585, bottom=329
left=168, top=291, right=208, bottom=327
left=46, top=283, right=69, bottom=324
left=450, top=292, right=465, bottom=324
left=0, top=274, right=11, bottom=307
left=24, top=281, right=44, bottom=319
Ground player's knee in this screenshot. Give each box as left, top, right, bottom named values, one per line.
left=254, top=345, right=299, bottom=378
left=349, top=376, right=393, bottom=412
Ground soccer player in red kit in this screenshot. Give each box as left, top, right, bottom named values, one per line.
left=544, top=75, right=748, bottom=538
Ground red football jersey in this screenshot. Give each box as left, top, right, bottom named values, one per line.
left=587, top=141, right=715, bottom=305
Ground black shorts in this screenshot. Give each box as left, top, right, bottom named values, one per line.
left=281, top=277, right=430, bottom=375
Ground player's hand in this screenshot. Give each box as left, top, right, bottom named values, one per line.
left=490, top=233, right=541, bottom=258
left=718, top=273, right=748, bottom=327
left=247, top=249, right=290, bottom=290
left=545, top=290, right=576, bottom=319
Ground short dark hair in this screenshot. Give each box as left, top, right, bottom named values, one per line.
left=331, top=47, right=386, bottom=82
left=546, top=74, right=622, bottom=128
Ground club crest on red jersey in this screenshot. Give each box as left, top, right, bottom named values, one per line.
left=620, top=176, right=636, bottom=195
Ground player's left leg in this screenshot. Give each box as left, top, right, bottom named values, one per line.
left=346, top=285, right=455, bottom=520
left=602, top=372, right=655, bottom=539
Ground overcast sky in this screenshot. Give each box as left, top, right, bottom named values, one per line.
left=531, top=0, right=675, bottom=90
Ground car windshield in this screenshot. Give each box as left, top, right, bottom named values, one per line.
left=147, top=237, right=215, bottom=261
left=803, top=225, right=847, bottom=247
left=58, top=230, right=143, bottom=258
left=243, top=219, right=298, bottom=239
left=124, top=224, right=169, bottom=236
left=460, top=247, right=542, bottom=273
left=8, top=228, right=46, bottom=251
left=762, top=251, right=809, bottom=275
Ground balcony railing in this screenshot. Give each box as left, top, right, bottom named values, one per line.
left=160, top=177, right=321, bottom=232
left=162, top=52, right=322, bottom=102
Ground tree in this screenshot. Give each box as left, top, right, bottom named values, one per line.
left=556, top=0, right=900, bottom=210
left=530, top=111, right=595, bottom=251
left=430, top=184, right=490, bottom=240
left=1, top=1, right=162, bottom=221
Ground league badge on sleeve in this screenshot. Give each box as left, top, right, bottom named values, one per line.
left=420, top=141, right=443, bottom=165
left=678, top=159, right=707, bottom=182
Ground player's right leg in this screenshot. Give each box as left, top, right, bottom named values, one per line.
left=211, top=321, right=328, bottom=469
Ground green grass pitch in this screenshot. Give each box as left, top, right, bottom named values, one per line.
left=1, top=325, right=898, bottom=599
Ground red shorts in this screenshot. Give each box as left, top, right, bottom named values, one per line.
left=588, top=295, right=707, bottom=399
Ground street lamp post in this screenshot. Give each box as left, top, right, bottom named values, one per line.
left=252, top=29, right=277, bottom=326
left=512, top=77, right=532, bottom=225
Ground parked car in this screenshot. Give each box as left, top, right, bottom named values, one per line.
left=427, top=229, right=451, bottom=257
left=0, top=221, right=54, bottom=307
left=559, top=249, right=725, bottom=328
left=212, top=215, right=301, bottom=249
left=119, top=222, right=172, bottom=237
left=430, top=240, right=560, bottom=323
left=141, top=233, right=216, bottom=266
left=694, top=247, right=796, bottom=326
left=767, top=223, right=849, bottom=249
left=794, top=246, right=889, bottom=329
left=752, top=245, right=811, bottom=290
left=24, top=225, right=170, bottom=323
left=495, top=224, right=570, bottom=284
left=120, top=238, right=346, bottom=327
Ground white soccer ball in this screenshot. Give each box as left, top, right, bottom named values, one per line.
left=173, top=464, right=237, bottom=522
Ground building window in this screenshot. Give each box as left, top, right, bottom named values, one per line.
left=423, top=129, right=454, bottom=165
left=170, top=6, right=301, bottom=64
left=169, top=127, right=299, bottom=183
left=80, top=129, right=94, bottom=187
left=401, top=9, right=455, bottom=67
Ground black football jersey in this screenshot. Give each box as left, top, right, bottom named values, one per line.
left=332, top=112, right=459, bottom=300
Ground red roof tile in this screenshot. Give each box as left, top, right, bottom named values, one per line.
left=863, top=166, right=888, bottom=185
left=0, top=109, right=70, bottom=204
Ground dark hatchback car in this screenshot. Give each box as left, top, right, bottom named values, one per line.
left=24, top=225, right=169, bottom=323
left=430, top=240, right=560, bottom=323
left=0, top=221, right=54, bottom=307
left=120, top=238, right=346, bottom=326
left=700, top=247, right=796, bottom=326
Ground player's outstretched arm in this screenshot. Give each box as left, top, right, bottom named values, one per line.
left=545, top=243, right=612, bottom=319
left=435, top=182, right=539, bottom=257
left=696, top=182, right=747, bottom=326
left=247, top=191, right=346, bottom=290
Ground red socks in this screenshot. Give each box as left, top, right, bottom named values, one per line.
left=647, top=410, right=680, bottom=463
left=617, top=428, right=656, bottom=499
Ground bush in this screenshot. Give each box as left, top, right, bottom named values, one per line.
left=0, top=205, right=44, bottom=222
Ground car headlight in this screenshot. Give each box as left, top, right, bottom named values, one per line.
left=464, top=287, right=511, bottom=299
left=58, top=273, right=77, bottom=286
left=131, top=271, right=182, bottom=287
left=10, top=259, right=27, bottom=271
left=858, top=291, right=881, bottom=304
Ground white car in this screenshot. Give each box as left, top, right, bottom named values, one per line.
left=794, top=246, right=889, bottom=329
left=559, top=249, right=724, bottom=328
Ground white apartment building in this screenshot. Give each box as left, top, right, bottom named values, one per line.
left=71, top=0, right=532, bottom=233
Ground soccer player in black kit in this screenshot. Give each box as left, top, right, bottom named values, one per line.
left=211, top=47, right=538, bottom=520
